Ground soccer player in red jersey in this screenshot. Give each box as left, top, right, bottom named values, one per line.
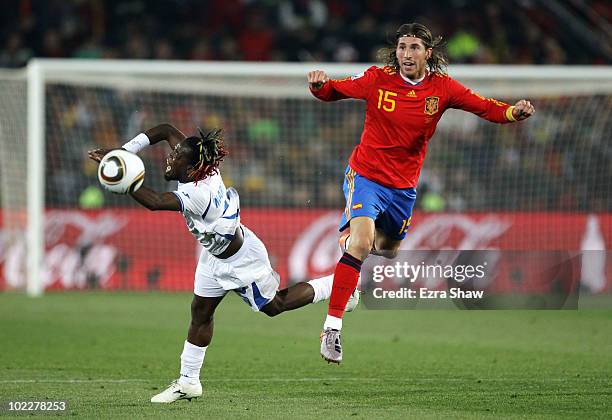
left=308, top=22, right=535, bottom=363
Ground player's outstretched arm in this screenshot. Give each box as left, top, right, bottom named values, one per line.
left=308, top=66, right=377, bottom=102
left=87, top=123, right=187, bottom=163
left=144, top=123, right=187, bottom=148
left=129, top=185, right=181, bottom=211
left=447, top=78, right=535, bottom=124
left=510, top=99, right=535, bottom=121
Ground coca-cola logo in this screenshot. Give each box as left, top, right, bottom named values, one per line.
left=1, top=211, right=127, bottom=289
left=401, top=215, right=511, bottom=250
left=288, top=213, right=511, bottom=282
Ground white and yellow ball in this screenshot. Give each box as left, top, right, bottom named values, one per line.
left=97, top=149, right=145, bottom=194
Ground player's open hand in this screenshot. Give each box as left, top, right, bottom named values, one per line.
left=512, top=99, right=535, bottom=121
left=87, top=148, right=112, bottom=162
left=307, top=70, right=329, bottom=90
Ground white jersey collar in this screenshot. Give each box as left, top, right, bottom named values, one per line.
left=399, top=71, right=427, bottom=85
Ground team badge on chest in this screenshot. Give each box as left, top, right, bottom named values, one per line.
left=424, top=96, right=440, bottom=115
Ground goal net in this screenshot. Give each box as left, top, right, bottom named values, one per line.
left=0, top=70, right=28, bottom=291
left=1, top=60, right=611, bottom=295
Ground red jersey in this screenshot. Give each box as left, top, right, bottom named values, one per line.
left=310, top=66, right=516, bottom=188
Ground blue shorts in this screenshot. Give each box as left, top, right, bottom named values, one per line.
left=339, top=166, right=417, bottom=241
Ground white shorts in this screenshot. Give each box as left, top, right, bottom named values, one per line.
left=194, top=226, right=280, bottom=311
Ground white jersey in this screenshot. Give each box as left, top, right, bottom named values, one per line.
left=173, top=174, right=240, bottom=256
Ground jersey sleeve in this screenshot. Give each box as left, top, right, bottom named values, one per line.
left=310, top=66, right=379, bottom=101
left=446, top=77, right=516, bottom=123
left=173, top=182, right=212, bottom=215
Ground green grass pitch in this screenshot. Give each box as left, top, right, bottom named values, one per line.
left=1, top=292, right=611, bottom=419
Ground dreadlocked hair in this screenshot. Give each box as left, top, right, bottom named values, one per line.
left=377, top=22, right=448, bottom=75
left=185, top=128, right=227, bottom=183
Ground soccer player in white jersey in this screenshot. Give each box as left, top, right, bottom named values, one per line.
left=88, top=123, right=358, bottom=403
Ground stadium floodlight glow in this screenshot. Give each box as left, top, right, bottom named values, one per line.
left=0, top=59, right=610, bottom=296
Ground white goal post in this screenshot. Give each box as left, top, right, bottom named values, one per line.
left=1, top=59, right=610, bottom=296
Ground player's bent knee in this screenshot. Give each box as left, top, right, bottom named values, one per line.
left=191, top=302, right=215, bottom=325
left=190, top=295, right=223, bottom=325
left=347, top=236, right=374, bottom=261
left=191, top=312, right=214, bottom=326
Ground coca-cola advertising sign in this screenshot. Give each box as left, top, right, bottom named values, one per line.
left=1, top=210, right=610, bottom=293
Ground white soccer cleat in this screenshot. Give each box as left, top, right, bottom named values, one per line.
left=345, top=288, right=360, bottom=312
left=320, top=328, right=342, bottom=364
left=150, top=379, right=202, bottom=403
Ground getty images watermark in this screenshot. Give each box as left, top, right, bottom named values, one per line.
left=359, top=251, right=592, bottom=309
left=371, top=260, right=487, bottom=300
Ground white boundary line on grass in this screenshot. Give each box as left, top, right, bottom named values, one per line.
left=0, top=377, right=579, bottom=384
left=0, top=379, right=149, bottom=383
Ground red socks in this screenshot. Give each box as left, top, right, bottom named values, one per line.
left=328, top=252, right=362, bottom=318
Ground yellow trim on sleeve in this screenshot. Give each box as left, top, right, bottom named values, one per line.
left=505, top=106, right=517, bottom=122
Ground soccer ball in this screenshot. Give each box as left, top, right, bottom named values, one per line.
left=97, top=149, right=145, bottom=194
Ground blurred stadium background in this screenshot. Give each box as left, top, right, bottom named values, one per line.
left=0, top=0, right=610, bottom=65
left=0, top=1, right=611, bottom=417
left=0, top=0, right=610, bottom=295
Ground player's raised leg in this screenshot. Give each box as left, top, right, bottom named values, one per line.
left=321, top=216, right=374, bottom=364
left=260, top=274, right=359, bottom=317
left=151, top=294, right=224, bottom=403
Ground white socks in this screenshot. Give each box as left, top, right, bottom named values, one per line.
left=308, top=274, right=334, bottom=303
left=324, top=315, right=342, bottom=330
left=178, top=340, right=207, bottom=385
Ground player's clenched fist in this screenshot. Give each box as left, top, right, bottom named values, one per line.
left=308, top=70, right=329, bottom=90
left=512, top=99, right=535, bottom=121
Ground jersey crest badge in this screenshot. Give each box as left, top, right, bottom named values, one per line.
left=425, top=96, right=439, bottom=115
